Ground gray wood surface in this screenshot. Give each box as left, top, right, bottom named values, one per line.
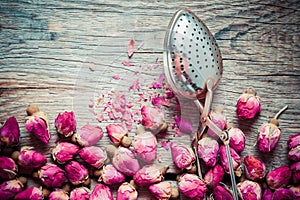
left=0, top=0, right=299, bottom=199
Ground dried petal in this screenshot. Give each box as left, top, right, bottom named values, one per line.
left=236, top=88, right=261, bottom=120
left=266, top=166, right=291, bottom=189
left=127, top=39, right=135, bottom=58
left=262, top=188, right=273, bottom=200
left=170, top=142, right=195, bottom=170
left=116, top=182, right=138, bottom=200
left=228, top=127, right=245, bottom=153
left=26, top=114, right=50, bottom=144
left=289, top=185, right=300, bottom=199
left=141, top=106, right=167, bottom=134
left=79, top=146, right=107, bottom=169
left=151, top=96, right=169, bottom=107
left=0, top=179, right=23, bottom=200
left=173, top=115, right=193, bottom=134
left=0, top=156, right=17, bottom=180
left=49, top=190, right=69, bottom=200
left=106, top=124, right=130, bottom=147
left=287, top=133, right=300, bottom=149
left=17, top=147, right=47, bottom=170
left=290, top=161, right=300, bottom=184
left=38, top=163, right=66, bottom=188
left=288, top=145, right=300, bottom=162
left=0, top=116, right=20, bottom=147
left=14, top=187, right=43, bottom=200
left=257, top=123, right=281, bottom=153
left=133, top=164, right=166, bottom=187
left=237, top=180, right=262, bottom=200
left=207, top=107, right=227, bottom=138
left=55, top=111, right=76, bottom=137
left=133, top=131, right=157, bottom=163
left=213, top=185, right=233, bottom=200
left=177, top=173, right=207, bottom=200
left=65, top=161, right=89, bottom=185
left=73, top=123, right=103, bottom=147
left=219, top=145, right=242, bottom=176
left=204, top=164, right=224, bottom=189
left=112, top=147, right=140, bottom=176
left=52, top=142, right=80, bottom=164
left=244, top=155, right=266, bottom=181
left=273, top=188, right=294, bottom=200
left=150, top=74, right=164, bottom=89
left=198, top=137, right=219, bottom=167
left=70, top=187, right=90, bottom=200
left=90, top=183, right=113, bottom=200
left=98, top=164, right=125, bottom=185
left=149, top=181, right=173, bottom=200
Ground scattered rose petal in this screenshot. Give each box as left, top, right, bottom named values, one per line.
left=127, top=39, right=135, bottom=58
left=122, top=61, right=135, bottom=66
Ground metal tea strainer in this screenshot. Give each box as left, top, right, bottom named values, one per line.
left=164, top=9, right=239, bottom=200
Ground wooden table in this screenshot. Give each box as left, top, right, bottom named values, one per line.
left=1, top=1, right=299, bottom=199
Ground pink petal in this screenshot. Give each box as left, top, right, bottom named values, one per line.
left=127, top=39, right=135, bottom=58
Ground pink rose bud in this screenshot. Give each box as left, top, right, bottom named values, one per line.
left=288, top=146, right=300, bottom=162
left=38, top=163, right=66, bottom=188
left=133, top=164, right=166, bottom=187
left=49, top=190, right=69, bottom=200
left=178, top=173, right=207, bottom=200
left=170, top=142, right=195, bottom=170
left=141, top=106, right=167, bottom=134
left=73, top=123, right=103, bottom=147
left=106, top=124, right=131, bottom=147
left=79, top=146, right=107, bottom=169
left=116, top=182, right=138, bottom=200
left=273, top=188, right=294, bottom=200
left=266, top=165, right=291, bottom=189
left=55, top=111, right=76, bottom=137
left=236, top=88, right=261, bottom=120
left=0, top=116, right=20, bottom=147
left=291, top=161, right=300, bottom=184
left=70, top=187, right=90, bottom=200
left=65, top=161, right=89, bottom=185
left=237, top=180, right=262, bottom=200
left=228, top=127, right=245, bottom=153
left=133, top=131, right=157, bottom=163
left=0, top=179, right=23, bottom=200
left=149, top=181, right=179, bottom=200
left=90, top=183, right=113, bottom=200
left=219, top=145, right=242, bottom=176
left=0, top=156, right=17, bottom=180
left=213, top=185, right=233, bottom=200
left=287, top=133, right=300, bottom=149
left=112, top=147, right=140, bottom=176
left=207, top=106, right=227, bottom=138
left=17, top=147, right=47, bottom=170
left=289, top=186, right=300, bottom=199
left=98, top=164, right=125, bottom=185
left=244, top=155, right=266, bottom=181
left=262, top=188, right=273, bottom=200
left=198, top=137, right=219, bottom=167
left=52, top=142, right=80, bottom=164
left=204, top=164, right=224, bottom=189
left=14, top=187, right=43, bottom=200
left=26, top=112, right=50, bottom=144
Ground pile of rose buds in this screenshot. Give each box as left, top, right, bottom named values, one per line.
left=0, top=87, right=299, bottom=200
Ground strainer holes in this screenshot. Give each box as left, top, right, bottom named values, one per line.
left=211, top=53, right=213, bottom=57
left=196, top=43, right=199, bottom=46
left=190, top=64, right=193, bottom=67
left=189, top=45, right=192, bottom=48
left=191, top=33, right=194, bottom=36
left=195, top=75, right=198, bottom=78
left=216, top=60, right=219, bottom=63
left=199, top=66, right=202, bottom=69
left=177, top=24, right=180, bottom=27
left=186, top=25, right=189, bottom=28
left=188, top=51, right=191, bottom=54
left=204, top=52, right=206, bottom=55
left=191, top=69, right=194, bottom=72
left=204, top=32, right=207, bottom=35
left=212, top=59, right=215, bottom=62
left=205, top=58, right=207, bottom=62
left=188, top=20, right=191, bottom=23
left=200, top=27, right=203, bottom=30
left=200, top=39, right=203, bottom=42
left=207, top=42, right=209, bottom=45
left=196, top=49, right=198, bottom=52
left=209, top=48, right=211, bottom=51
left=182, top=37, right=185, bottom=40
left=196, top=55, right=199, bottom=58
left=196, top=37, right=199, bottom=40
left=183, top=31, right=186, bottom=34
left=202, top=45, right=205, bottom=48
left=206, top=65, right=208, bottom=68
left=203, top=37, right=206, bottom=40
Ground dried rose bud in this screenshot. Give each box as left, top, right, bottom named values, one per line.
left=106, top=123, right=131, bottom=147
left=228, top=127, right=245, bottom=153
left=70, top=187, right=90, bottom=200
left=219, top=145, right=242, bottom=176
left=133, top=131, right=157, bottom=163
left=0, top=156, right=17, bottom=180
left=177, top=173, right=207, bottom=200
left=38, top=163, right=66, bottom=188
left=14, top=187, right=43, bottom=200
left=0, top=179, right=23, bottom=200
left=236, top=88, right=261, bottom=120
left=116, top=182, right=138, bottom=200
left=55, top=111, right=76, bottom=137
left=90, top=183, right=113, bottom=200
left=207, top=106, right=227, bottom=138
left=133, top=164, right=166, bottom=187
left=17, top=146, right=47, bottom=170
left=98, top=164, right=125, bottom=185
left=262, top=188, right=273, bottom=200
left=244, top=155, right=266, bottom=181
left=73, top=123, right=103, bottom=147
left=170, top=142, right=195, bottom=170
left=0, top=116, right=20, bottom=147
left=141, top=106, right=167, bottom=134
left=290, top=161, right=300, bottom=184
left=52, top=142, right=80, bottom=164
left=288, top=146, right=300, bottom=162
left=65, top=161, right=89, bottom=185
left=198, top=137, right=219, bottom=167
left=112, top=147, right=140, bottom=176
left=149, top=181, right=179, bottom=200
left=26, top=112, right=50, bottom=144
left=204, top=164, right=224, bottom=189
left=287, top=133, right=300, bottom=149
left=237, top=180, right=262, bottom=200
left=79, top=146, right=107, bottom=169
left=49, top=190, right=69, bottom=200
left=289, top=186, right=300, bottom=199
left=273, top=188, right=294, bottom=200
left=266, top=165, right=291, bottom=189
left=213, top=185, right=233, bottom=200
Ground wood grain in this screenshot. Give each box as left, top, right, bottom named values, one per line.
left=0, top=0, right=299, bottom=199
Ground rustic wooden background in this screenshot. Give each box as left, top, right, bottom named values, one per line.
left=0, top=0, right=299, bottom=199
